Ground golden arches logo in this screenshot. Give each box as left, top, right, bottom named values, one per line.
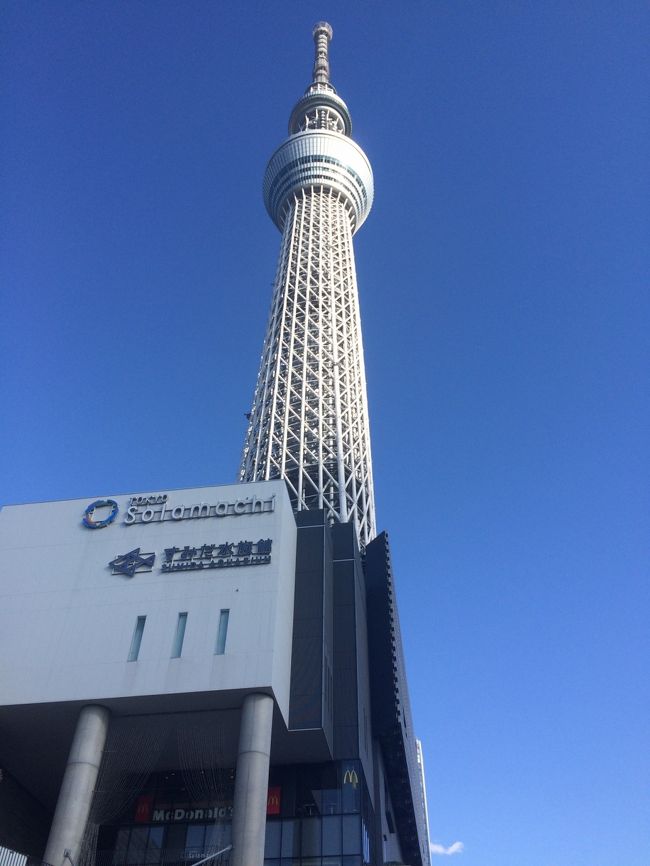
left=343, top=768, right=359, bottom=788
left=267, top=786, right=281, bottom=814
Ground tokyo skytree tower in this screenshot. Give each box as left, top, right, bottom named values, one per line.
left=240, top=22, right=377, bottom=547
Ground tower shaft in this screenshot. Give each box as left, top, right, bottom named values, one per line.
left=240, top=23, right=376, bottom=548
left=240, top=187, right=375, bottom=545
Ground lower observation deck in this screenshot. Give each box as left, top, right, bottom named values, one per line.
left=263, top=130, right=374, bottom=232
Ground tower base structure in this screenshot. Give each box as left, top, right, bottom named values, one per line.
left=0, top=483, right=429, bottom=866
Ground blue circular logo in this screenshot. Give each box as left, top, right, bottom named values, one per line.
left=83, top=499, right=119, bottom=529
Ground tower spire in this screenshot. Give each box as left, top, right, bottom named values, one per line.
left=288, top=22, right=351, bottom=137
left=312, top=21, right=333, bottom=85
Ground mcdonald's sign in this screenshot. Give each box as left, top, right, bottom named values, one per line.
left=134, top=794, right=153, bottom=823
left=343, top=768, right=359, bottom=789
left=267, top=785, right=282, bottom=815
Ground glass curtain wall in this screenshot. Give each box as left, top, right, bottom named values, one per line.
left=97, top=762, right=374, bottom=866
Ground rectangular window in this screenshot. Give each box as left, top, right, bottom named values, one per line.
left=171, top=612, right=188, bottom=658
left=280, top=819, right=300, bottom=858
left=301, top=817, right=322, bottom=856
left=145, top=825, right=164, bottom=863
left=113, top=827, right=130, bottom=865
left=215, top=608, right=230, bottom=655
left=184, top=823, right=205, bottom=855
left=126, top=826, right=148, bottom=864
left=264, top=820, right=282, bottom=858
left=322, top=816, right=342, bottom=855
left=128, top=616, right=146, bottom=662
left=206, top=821, right=231, bottom=849
left=342, top=815, right=361, bottom=855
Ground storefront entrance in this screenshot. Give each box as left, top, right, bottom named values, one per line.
left=95, top=762, right=372, bottom=866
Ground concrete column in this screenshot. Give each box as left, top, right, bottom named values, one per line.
left=44, top=704, right=110, bottom=866
left=230, top=693, right=274, bottom=866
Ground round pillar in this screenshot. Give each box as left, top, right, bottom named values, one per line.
left=230, top=693, right=274, bottom=866
left=44, top=704, right=110, bottom=866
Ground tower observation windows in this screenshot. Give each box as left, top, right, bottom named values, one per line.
left=299, top=107, right=345, bottom=133
left=265, top=153, right=368, bottom=230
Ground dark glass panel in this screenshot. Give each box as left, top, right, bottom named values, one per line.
left=322, top=815, right=342, bottom=855
left=320, top=763, right=341, bottom=815
left=296, top=765, right=321, bottom=816
left=342, top=815, right=361, bottom=855
left=144, top=825, right=164, bottom=863
left=280, top=819, right=300, bottom=857
left=185, top=823, right=205, bottom=855
left=206, top=821, right=232, bottom=849
left=265, top=820, right=282, bottom=858
left=125, top=827, right=147, bottom=864
left=111, top=828, right=129, bottom=866
left=301, top=816, right=322, bottom=856
left=165, top=823, right=186, bottom=849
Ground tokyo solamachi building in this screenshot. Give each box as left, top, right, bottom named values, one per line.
left=0, top=24, right=431, bottom=866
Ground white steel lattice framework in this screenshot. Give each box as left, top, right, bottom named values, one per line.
left=240, top=23, right=377, bottom=547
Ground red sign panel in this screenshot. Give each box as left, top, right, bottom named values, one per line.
left=134, top=795, right=153, bottom=823
left=266, top=786, right=282, bottom=815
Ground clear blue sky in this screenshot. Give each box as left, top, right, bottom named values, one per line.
left=2, top=2, right=648, bottom=864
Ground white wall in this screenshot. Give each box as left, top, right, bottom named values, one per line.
left=0, top=481, right=296, bottom=722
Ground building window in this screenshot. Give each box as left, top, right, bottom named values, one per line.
left=128, top=616, right=146, bottom=662
left=280, top=819, right=300, bottom=858
left=215, top=609, right=230, bottom=655
left=323, top=815, right=342, bottom=855
left=301, top=816, right=322, bottom=856
left=342, top=814, right=362, bottom=855
left=264, top=820, right=282, bottom=858
left=171, top=612, right=188, bottom=658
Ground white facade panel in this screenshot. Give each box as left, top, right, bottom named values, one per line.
left=0, top=480, right=296, bottom=722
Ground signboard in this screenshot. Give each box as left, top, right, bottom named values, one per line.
left=123, top=493, right=275, bottom=526
left=133, top=787, right=282, bottom=822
